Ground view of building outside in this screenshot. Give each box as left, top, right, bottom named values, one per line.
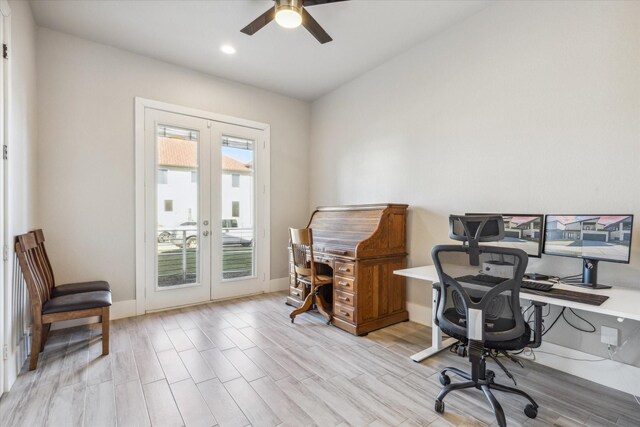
left=155, top=130, right=255, bottom=287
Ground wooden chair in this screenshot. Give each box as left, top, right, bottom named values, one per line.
left=289, top=228, right=332, bottom=324
left=16, top=232, right=112, bottom=370
left=32, top=229, right=111, bottom=297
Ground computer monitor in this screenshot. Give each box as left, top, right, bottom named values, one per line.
left=543, top=214, right=634, bottom=289
left=466, top=213, right=544, bottom=258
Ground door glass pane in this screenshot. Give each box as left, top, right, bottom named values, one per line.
left=221, top=136, right=255, bottom=279
left=156, top=126, right=200, bottom=287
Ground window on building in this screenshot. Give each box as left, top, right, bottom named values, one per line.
left=164, top=200, right=173, bottom=212
left=232, top=201, right=240, bottom=218
left=158, top=169, right=168, bottom=184
left=191, top=170, right=197, bottom=183
left=232, top=173, right=240, bottom=188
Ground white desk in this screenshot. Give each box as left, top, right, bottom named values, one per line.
left=394, top=264, right=640, bottom=362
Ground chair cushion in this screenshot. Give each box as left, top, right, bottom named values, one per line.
left=42, top=291, right=112, bottom=315
left=52, top=280, right=111, bottom=297
left=440, top=308, right=531, bottom=351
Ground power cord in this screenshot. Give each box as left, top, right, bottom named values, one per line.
left=562, top=308, right=596, bottom=333
left=542, top=307, right=565, bottom=337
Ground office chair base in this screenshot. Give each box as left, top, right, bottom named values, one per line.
left=435, top=367, right=539, bottom=427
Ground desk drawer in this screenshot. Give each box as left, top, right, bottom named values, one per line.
left=334, top=303, right=355, bottom=322
left=289, top=286, right=307, bottom=300
left=334, top=289, right=354, bottom=307
left=314, top=255, right=333, bottom=267
left=334, top=275, right=356, bottom=292
left=334, top=261, right=355, bottom=277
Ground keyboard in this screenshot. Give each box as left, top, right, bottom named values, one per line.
left=455, top=274, right=554, bottom=292
left=454, top=274, right=609, bottom=306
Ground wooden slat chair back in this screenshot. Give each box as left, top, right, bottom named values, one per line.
left=31, top=229, right=111, bottom=298
left=290, top=228, right=314, bottom=278
left=288, top=228, right=332, bottom=324
left=33, top=229, right=56, bottom=291
left=16, top=232, right=111, bottom=370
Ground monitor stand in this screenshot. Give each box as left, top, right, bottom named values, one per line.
left=568, top=259, right=612, bottom=290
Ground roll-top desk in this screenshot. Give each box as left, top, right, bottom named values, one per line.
left=286, top=204, right=409, bottom=335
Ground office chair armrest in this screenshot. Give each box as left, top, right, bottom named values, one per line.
left=433, top=283, right=441, bottom=327
left=527, top=302, right=545, bottom=349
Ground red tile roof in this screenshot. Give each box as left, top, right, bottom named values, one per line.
left=158, top=137, right=251, bottom=172
left=508, top=216, right=539, bottom=226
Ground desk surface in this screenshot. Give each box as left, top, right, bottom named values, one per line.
left=395, top=265, right=640, bottom=322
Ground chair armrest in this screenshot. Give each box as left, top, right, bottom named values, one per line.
left=432, top=283, right=441, bottom=327
left=528, top=302, right=545, bottom=349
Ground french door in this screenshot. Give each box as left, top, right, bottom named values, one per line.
left=144, top=108, right=267, bottom=311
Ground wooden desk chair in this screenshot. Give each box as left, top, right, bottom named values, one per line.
left=289, top=228, right=332, bottom=324
left=16, top=233, right=112, bottom=370
left=32, top=229, right=111, bottom=297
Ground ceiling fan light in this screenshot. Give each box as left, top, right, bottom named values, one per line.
left=275, top=7, right=302, bottom=29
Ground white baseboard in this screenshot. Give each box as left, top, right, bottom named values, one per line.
left=269, top=277, right=289, bottom=292
left=50, top=299, right=137, bottom=330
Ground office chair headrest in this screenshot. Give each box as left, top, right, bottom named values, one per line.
left=449, top=215, right=505, bottom=243
left=449, top=215, right=505, bottom=266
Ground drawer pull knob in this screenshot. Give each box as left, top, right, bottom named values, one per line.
left=339, top=310, right=349, bottom=316
left=338, top=296, right=348, bottom=301
left=338, top=281, right=348, bottom=286
left=338, top=267, right=349, bottom=272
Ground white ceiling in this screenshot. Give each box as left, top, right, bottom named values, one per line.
left=30, top=0, right=492, bottom=101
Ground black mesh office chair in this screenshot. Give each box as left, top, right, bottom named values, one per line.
left=431, top=215, right=543, bottom=427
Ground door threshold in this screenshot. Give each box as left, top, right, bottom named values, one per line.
left=145, top=291, right=266, bottom=314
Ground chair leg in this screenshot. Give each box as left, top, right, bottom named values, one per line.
left=290, top=293, right=313, bottom=323
left=101, top=306, right=110, bottom=355
left=442, top=367, right=472, bottom=381
left=29, top=323, right=42, bottom=371
left=436, top=380, right=476, bottom=402
left=40, top=323, right=51, bottom=352
left=481, top=385, right=507, bottom=427
left=490, top=382, right=538, bottom=408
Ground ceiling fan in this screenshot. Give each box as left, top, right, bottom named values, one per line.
left=240, top=0, right=348, bottom=44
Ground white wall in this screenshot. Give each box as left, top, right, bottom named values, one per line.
left=310, top=1, right=640, bottom=365
left=5, top=0, right=38, bottom=391
left=36, top=28, right=310, bottom=302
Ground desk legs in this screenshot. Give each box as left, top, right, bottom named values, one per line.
left=410, top=287, right=457, bottom=363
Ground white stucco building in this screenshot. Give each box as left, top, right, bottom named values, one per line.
left=156, top=137, right=254, bottom=229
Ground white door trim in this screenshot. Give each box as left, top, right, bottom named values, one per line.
left=0, top=0, right=10, bottom=395
left=134, top=97, right=271, bottom=315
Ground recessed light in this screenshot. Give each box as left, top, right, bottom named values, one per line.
left=221, top=45, right=236, bottom=55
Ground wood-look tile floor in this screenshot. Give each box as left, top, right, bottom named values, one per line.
left=0, top=291, right=638, bottom=427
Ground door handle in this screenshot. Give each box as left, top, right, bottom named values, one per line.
left=202, top=230, right=210, bottom=237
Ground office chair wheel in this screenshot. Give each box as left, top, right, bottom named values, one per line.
left=524, top=404, right=537, bottom=419
left=434, top=399, right=445, bottom=413
left=439, top=373, right=451, bottom=386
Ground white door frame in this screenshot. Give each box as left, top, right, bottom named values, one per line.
left=0, top=0, right=10, bottom=395
left=134, top=98, right=271, bottom=315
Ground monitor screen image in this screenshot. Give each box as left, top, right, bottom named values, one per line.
left=466, top=214, right=544, bottom=258
left=543, top=215, right=633, bottom=263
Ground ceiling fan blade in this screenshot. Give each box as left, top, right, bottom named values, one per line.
left=303, top=0, right=348, bottom=6
left=301, top=8, right=332, bottom=44
left=240, top=6, right=276, bottom=36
